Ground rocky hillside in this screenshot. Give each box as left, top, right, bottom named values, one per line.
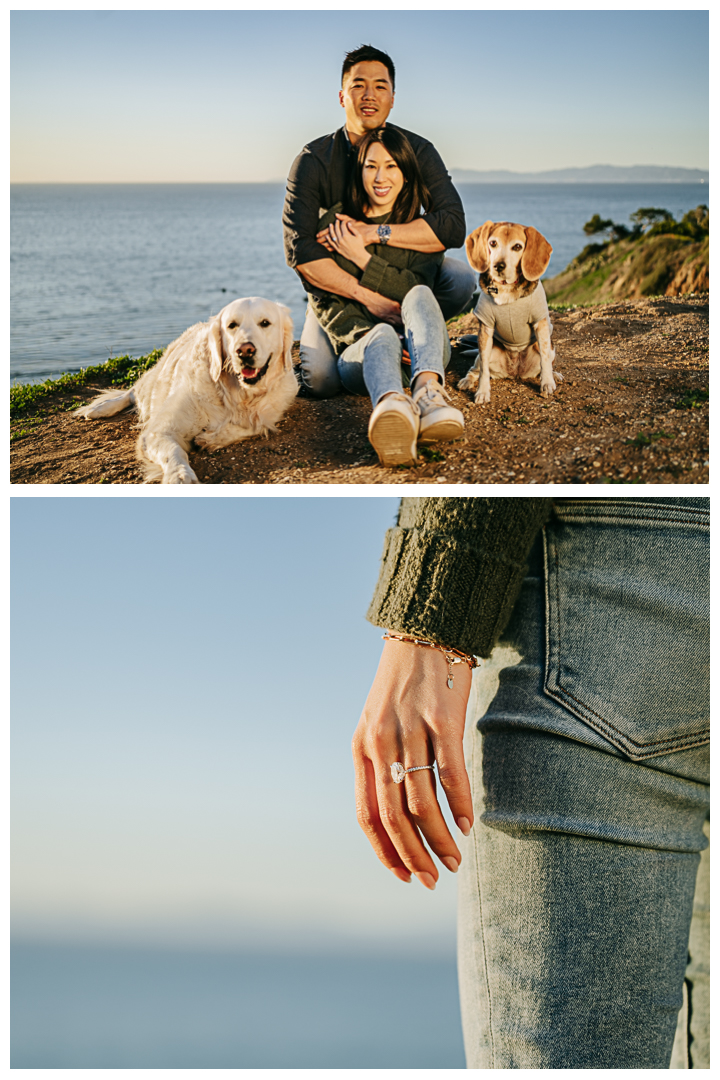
left=545, top=205, right=708, bottom=305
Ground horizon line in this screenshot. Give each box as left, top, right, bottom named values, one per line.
left=11, top=177, right=710, bottom=187
left=11, top=163, right=709, bottom=186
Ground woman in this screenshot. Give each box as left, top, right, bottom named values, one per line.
left=309, top=127, right=464, bottom=466
left=355, top=496, right=709, bottom=1068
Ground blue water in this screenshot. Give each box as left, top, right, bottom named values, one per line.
left=11, top=941, right=465, bottom=1068
left=10, top=181, right=707, bottom=384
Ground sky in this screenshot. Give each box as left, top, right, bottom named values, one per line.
left=11, top=494, right=467, bottom=955
left=10, top=6, right=709, bottom=183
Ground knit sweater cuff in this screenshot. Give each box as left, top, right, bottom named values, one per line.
left=359, top=254, right=387, bottom=294
left=366, top=498, right=550, bottom=657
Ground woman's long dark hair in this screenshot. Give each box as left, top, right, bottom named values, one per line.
left=345, top=127, right=432, bottom=225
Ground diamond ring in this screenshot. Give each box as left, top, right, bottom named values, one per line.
left=391, top=762, right=435, bottom=784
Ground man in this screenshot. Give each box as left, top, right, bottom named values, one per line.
left=283, top=44, right=475, bottom=397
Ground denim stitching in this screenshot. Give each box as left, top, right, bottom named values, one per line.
left=557, top=516, right=708, bottom=529
left=472, top=729, right=496, bottom=1067
left=556, top=499, right=707, bottom=512
left=554, top=498, right=708, bottom=515
left=552, top=685, right=709, bottom=755
left=554, top=508, right=708, bottom=528
left=546, top=532, right=709, bottom=757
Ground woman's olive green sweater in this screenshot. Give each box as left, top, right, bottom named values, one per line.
left=308, top=203, right=444, bottom=353
left=366, top=497, right=552, bottom=658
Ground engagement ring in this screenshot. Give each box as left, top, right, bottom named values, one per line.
left=391, top=762, right=434, bottom=784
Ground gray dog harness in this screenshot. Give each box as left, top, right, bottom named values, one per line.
left=473, top=282, right=551, bottom=352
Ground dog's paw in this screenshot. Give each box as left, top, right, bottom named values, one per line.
left=540, top=375, right=557, bottom=398
left=458, top=372, right=479, bottom=393
left=163, top=465, right=200, bottom=484
left=194, top=431, right=215, bottom=449
left=555, top=371, right=564, bottom=382
left=473, top=382, right=492, bottom=405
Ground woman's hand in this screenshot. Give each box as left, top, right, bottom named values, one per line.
left=326, top=218, right=372, bottom=269
left=352, top=637, right=474, bottom=891
left=317, top=214, right=377, bottom=251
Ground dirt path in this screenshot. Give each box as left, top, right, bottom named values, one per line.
left=11, top=294, right=708, bottom=486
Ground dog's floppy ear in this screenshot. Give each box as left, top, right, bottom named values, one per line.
left=208, top=314, right=225, bottom=382
left=521, top=227, right=553, bottom=281
left=278, top=304, right=294, bottom=371
left=465, top=221, right=495, bottom=273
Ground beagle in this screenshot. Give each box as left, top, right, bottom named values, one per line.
left=458, top=221, right=560, bottom=403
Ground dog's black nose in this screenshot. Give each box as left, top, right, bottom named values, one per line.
left=237, top=342, right=256, bottom=358
left=495, top=261, right=505, bottom=272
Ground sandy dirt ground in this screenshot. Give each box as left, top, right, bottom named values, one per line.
left=10, top=294, right=708, bottom=486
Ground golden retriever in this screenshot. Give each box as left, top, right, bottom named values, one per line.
left=75, top=297, right=297, bottom=484
left=458, top=221, right=560, bottom=403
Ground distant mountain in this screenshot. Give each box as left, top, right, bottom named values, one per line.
left=451, top=165, right=709, bottom=184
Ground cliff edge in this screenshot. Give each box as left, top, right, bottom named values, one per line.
left=545, top=205, right=708, bottom=305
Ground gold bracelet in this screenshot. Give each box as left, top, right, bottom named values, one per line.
left=382, top=631, right=480, bottom=689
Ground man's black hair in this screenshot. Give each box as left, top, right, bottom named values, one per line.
left=341, top=45, right=395, bottom=89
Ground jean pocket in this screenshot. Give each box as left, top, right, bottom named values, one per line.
left=543, top=504, right=709, bottom=760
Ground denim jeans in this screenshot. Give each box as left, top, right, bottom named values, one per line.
left=299, top=255, right=475, bottom=398
left=337, top=286, right=450, bottom=407
left=457, top=497, right=710, bottom=1069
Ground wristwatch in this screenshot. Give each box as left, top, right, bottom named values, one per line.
left=377, top=224, right=392, bottom=245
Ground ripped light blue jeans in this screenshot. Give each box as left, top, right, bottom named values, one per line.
left=338, top=285, right=450, bottom=407
left=458, top=497, right=709, bottom=1069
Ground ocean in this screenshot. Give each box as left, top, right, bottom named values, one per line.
left=10, top=181, right=707, bottom=385
left=11, top=940, right=465, bottom=1068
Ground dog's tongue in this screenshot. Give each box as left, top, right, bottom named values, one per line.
left=242, top=366, right=256, bottom=380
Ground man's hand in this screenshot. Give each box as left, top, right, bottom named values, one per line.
left=295, top=258, right=401, bottom=323
left=352, top=637, right=474, bottom=890
left=362, top=293, right=402, bottom=325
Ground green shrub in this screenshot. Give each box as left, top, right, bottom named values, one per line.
left=583, top=214, right=614, bottom=236
left=675, top=387, right=708, bottom=410
left=630, top=208, right=674, bottom=231
left=10, top=348, right=164, bottom=416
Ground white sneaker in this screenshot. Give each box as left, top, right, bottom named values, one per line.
left=413, top=382, right=465, bottom=442
left=368, top=393, right=420, bottom=466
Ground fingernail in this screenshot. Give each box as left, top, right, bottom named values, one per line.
left=442, top=856, right=459, bottom=873
left=415, top=871, right=436, bottom=891
left=457, top=817, right=472, bottom=836
left=391, top=867, right=412, bottom=883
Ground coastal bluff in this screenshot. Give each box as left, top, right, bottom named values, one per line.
left=11, top=294, right=708, bottom=486
left=544, top=204, right=709, bottom=305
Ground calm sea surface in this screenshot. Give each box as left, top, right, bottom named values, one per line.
left=11, top=941, right=465, bottom=1068
left=10, top=182, right=707, bottom=384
